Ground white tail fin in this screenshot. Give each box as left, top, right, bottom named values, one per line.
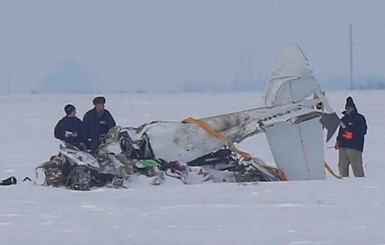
left=263, top=43, right=320, bottom=106
left=263, top=44, right=329, bottom=180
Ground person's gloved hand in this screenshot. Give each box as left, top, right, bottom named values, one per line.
left=334, top=141, right=339, bottom=150
left=342, top=131, right=353, bottom=140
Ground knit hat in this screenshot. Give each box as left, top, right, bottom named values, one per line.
left=64, top=104, right=76, bottom=115
left=345, top=96, right=356, bottom=109
left=93, top=96, right=106, bottom=105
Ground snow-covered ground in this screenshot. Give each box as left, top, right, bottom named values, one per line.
left=0, top=90, right=384, bottom=244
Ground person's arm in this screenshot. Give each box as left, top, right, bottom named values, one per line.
left=357, top=115, right=367, bottom=136
left=336, top=126, right=342, bottom=142
left=82, top=112, right=90, bottom=139
left=335, top=126, right=342, bottom=149
left=54, top=120, right=65, bottom=141
left=107, top=110, right=116, bottom=128
left=76, top=119, right=85, bottom=142
left=82, top=112, right=95, bottom=149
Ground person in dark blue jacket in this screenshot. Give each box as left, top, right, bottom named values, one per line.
left=83, top=96, right=116, bottom=153
left=335, top=97, right=367, bottom=177
left=54, top=104, right=84, bottom=147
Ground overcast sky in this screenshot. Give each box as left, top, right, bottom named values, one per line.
left=1, top=0, right=385, bottom=93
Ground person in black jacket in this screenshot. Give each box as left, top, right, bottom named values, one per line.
left=335, top=97, right=367, bottom=177
left=83, top=96, right=116, bottom=153
left=54, top=104, right=84, bottom=147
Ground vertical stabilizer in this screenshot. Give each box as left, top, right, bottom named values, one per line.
left=263, top=43, right=320, bottom=106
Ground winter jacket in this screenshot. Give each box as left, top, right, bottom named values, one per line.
left=337, top=109, right=367, bottom=152
left=54, top=116, right=84, bottom=147
left=82, top=108, right=116, bottom=150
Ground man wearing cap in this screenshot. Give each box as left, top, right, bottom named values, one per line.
left=335, top=96, right=367, bottom=177
left=83, top=96, right=116, bottom=153
left=54, top=104, right=84, bottom=147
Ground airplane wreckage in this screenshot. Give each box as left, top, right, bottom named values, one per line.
left=31, top=44, right=341, bottom=190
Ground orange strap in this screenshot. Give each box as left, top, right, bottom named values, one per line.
left=183, top=117, right=253, bottom=161
left=324, top=162, right=342, bottom=179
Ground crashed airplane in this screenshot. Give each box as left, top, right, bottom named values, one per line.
left=35, top=43, right=340, bottom=190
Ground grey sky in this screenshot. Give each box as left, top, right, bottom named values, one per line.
left=1, top=0, right=385, bottom=93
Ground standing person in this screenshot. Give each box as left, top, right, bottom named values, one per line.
left=335, top=96, right=367, bottom=177
left=54, top=104, right=84, bottom=147
left=83, top=96, right=116, bottom=153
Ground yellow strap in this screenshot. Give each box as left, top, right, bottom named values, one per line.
left=324, top=162, right=342, bottom=179
left=183, top=117, right=253, bottom=161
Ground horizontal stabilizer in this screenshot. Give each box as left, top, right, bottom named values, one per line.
left=319, top=112, right=340, bottom=142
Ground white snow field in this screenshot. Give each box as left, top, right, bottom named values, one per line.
left=0, top=90, right=384, bottom=245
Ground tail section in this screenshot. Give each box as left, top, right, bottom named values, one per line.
left=263, top=44, right=337, bottom=180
